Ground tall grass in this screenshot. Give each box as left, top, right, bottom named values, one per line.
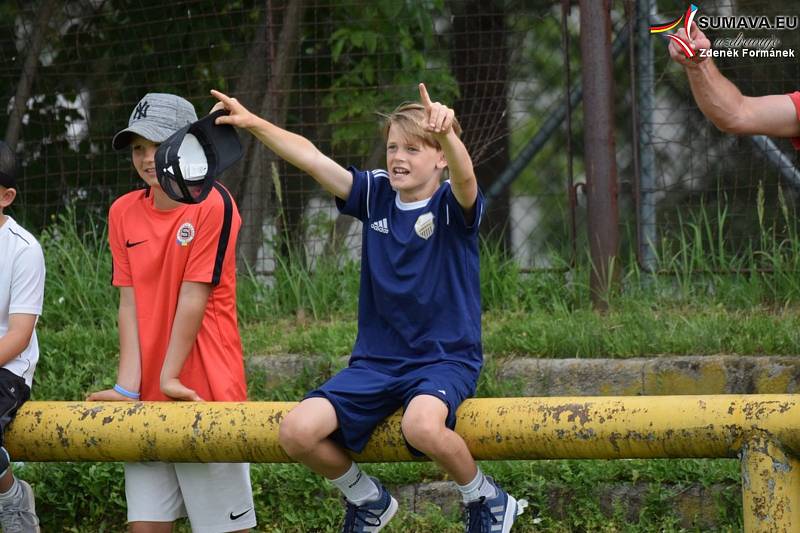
left=236, top=246, right=362, bottom=324
left=39, top=193, right=800, bottom=331
left=38, top=208, right=116, bottom=330
left=627, top=183, right=800, bottom=308
left=26, top=200, right=791, bottom=530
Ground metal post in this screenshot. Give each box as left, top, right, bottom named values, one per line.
left=636, top=0, right=658, bottom=273
left=579, top=0, right=620, bottom=310
left=484, top=26, right=631, bottom=211
left=740, top=435, right=800, bottom=533
left=749, top=135, right=800, bottom=192
left=11, top=396, right=800, bottom=463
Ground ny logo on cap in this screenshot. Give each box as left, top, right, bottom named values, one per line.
left=133, top=101, right=150, bottom=121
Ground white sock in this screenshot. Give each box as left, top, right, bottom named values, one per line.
left=458, top=468, right=497, bottom=503
left=330, top=462, right=380, bottom=505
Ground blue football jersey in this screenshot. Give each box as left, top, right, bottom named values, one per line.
left=336, top=167, right=484, bottom=376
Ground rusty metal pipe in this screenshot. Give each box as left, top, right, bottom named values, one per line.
left=9, top=397, right=800, bottom=531
left=7, top=397, right=800, bottom=463
left=740, top=434, right=800, bottom=533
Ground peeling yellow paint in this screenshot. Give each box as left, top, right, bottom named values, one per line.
left=644, top=361, right=728, bottom=395
left=6, top=397, right=800, bottom=531
left=741, top=435, right=800, bottom=533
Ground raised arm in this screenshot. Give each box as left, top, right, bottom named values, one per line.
left=670, top=24, right=800, bottom=138
left=210, top=89, right=354, bottom=200
left=418, top=83, right=478, bottom=220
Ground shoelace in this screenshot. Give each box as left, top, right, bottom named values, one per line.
left=342, top=499, right=383, bottom=532
left=465, top=496, right=498, bottom=533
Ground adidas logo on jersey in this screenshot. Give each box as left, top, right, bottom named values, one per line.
left=370, top=218, right=389, bottom=234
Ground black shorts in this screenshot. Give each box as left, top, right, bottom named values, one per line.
left=0, top=369, right=30, bottom=447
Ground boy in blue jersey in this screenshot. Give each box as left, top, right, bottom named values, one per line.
left=211, top=85, right=525, bottom=533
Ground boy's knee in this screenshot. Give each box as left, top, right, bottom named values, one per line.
left=401, top=415, right=445, bottom=452
left=278, top=412, right=316, bottom=458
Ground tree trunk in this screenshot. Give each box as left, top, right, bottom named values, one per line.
left=224, top=0, right=307, bottom=271
left=5, top=0, right=60, bottom=149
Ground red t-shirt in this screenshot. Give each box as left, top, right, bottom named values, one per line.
left=108, top=185, right=246, bottom=401
left=789, top=91, right=800, bottom=150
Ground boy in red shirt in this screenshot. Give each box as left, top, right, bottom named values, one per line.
left=88, top=94, right=255, bottom=533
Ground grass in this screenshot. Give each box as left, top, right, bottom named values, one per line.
left=19, top=200, right=800, bottom=530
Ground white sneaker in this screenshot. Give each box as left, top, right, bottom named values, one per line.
left=0, top=480, right=40, bottom=533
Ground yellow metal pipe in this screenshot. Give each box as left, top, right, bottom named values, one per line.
left=5, top=395, right=800, bottom=463
left=741, top=434, right=800, bottom=533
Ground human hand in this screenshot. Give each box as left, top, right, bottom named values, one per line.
left=161, top=378, right=204, bottom=401
left=419, top=83, right=455, bottom=137
left=668, top=22, right=711, bottom=67
left=86, top=388, right=135, bottom=402
left=209, top=90, right=258, bottom=129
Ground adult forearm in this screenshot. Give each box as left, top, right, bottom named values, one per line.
left=685, top=60, right=745, bottom=132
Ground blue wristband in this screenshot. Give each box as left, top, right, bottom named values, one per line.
left=113, top=383, right=140, bottom=400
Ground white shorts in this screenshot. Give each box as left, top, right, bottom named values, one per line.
left=124, top=462, right=256, bottom=532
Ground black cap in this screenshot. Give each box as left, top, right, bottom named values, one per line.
left=155, top=109, right=243, bottom=204
left=0, top=141, right=16, bottom=189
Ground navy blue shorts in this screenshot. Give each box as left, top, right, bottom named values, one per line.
left=305, top=360, right=478, bottom=455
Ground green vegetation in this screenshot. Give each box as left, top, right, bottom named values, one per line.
left=22, top=208, right=800, bottom=530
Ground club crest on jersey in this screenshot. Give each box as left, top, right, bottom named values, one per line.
left=414, top=212, right=435, bottom=240
left=176, top=222, right=195, bottom=246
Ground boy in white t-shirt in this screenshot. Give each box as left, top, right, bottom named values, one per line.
left=0, top=140, right=44, bottom=532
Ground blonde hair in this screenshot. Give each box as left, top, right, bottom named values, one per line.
left=380, top=102, right=462, bottom=150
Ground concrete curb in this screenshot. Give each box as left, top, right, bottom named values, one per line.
left=248, top=354, right=800, bottom=396
left=388, top=480, right=736, bottom=529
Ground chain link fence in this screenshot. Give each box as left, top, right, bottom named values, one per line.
left=638, top=0, right=800, bottom=271
left=2, top=0, right=797, bottom=275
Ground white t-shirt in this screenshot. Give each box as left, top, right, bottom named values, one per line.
left=0, top=216, right=45, bottom=388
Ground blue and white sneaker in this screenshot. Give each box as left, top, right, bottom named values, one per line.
left=464, top=477, right=527, bottom=533
left=341, top=477, right=398, bottom=533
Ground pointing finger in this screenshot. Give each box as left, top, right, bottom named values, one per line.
left=210, top=89, right=235, bottom=106
left=419, top=83, right=433, bottom=109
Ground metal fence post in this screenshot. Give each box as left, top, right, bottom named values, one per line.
left=636, top=0, right=657, bottom=273
left=740, top=434, right=800, bottom=532
left=579, top=0, right=620, bottom=310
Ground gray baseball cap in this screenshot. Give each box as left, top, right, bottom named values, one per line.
left=112, top=93, right=198, bottom=150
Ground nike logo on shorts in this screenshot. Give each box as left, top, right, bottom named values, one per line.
left=229, top=507, right=252, bottom=520
left=125, top=239, right=147, bottom=248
